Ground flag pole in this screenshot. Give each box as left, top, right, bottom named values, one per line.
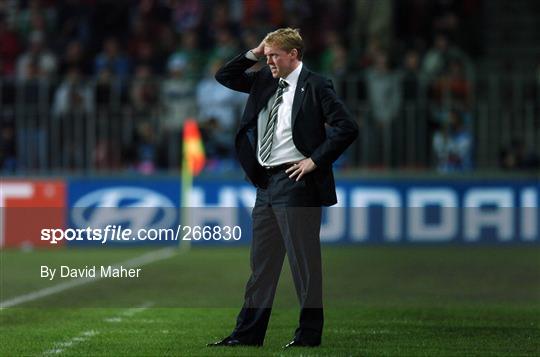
left=180, top=156, right=192, bottom=251
left=180, top=118, right=205, bottom=251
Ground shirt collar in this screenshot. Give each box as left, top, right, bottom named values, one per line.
left=282, top=62, right=303, bottom=88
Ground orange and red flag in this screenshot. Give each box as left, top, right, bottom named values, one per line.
left=182, top=118, right=205, bottom=176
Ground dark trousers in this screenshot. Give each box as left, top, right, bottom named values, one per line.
left=230, top=168, right=323, bottom=345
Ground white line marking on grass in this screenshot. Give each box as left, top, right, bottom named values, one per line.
left=104, top=301, right=154, bottom=323
left=42, top=330, right=98, bottom=355
left=0, top=248, right=176, bottom=309
left=41, top=301, right=153, bottom=356
left=120, top=301, right=154, bottom=317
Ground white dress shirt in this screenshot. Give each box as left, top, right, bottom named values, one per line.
left=255, top=61, right=306, bottom=167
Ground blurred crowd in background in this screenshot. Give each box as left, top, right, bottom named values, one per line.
left=1, top=0, right=539, bottom=175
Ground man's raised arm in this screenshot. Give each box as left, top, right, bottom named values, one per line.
left=215, top=41, right=265, bottom=93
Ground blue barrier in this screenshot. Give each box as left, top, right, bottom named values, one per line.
left=65, top=177, right=539, bottom=245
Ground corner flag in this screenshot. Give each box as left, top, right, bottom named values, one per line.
left=182, top=118, right=205, bottom=176
left=181, top=118, right=205, bottom=249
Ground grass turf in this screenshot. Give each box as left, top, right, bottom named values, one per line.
left=1, top=246, right=539, bottom=356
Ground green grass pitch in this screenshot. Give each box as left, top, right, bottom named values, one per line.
left=1, top=245, right=539, bottom=356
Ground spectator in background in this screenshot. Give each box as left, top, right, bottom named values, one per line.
left=366, top=51, right=402, bottom=167
left=400, top=47, right=429, bottom=168
left=16, top=31, right=57, bottom=80
left=127, top=15, right=153, bottom=55
left=16, top=0, right=56, bottom=44
left=366, top=52, right=402, bottom=124
left=51, top=67, right=93, bottom=121
left=93, top=37, right=131, bottom=114
left=15, top=33, right=54, bottom=171
left=499, top=138, right=540, bottom=171
left=130, top=64, right=159, bottom=114
left=132, top=40, right=163, bottom=75
left=155, top=24, right=177, bottom=60
left=94, top=37, right=131, bottom=81
left=432, top=109, right=472, bottom=172
left=167, top=30, right=204, bottom=79
left=93, top=139, right=122, bottom=171
left=126, top=64, right=159, bottom=174
left=160, top=56, right=197, bottom=168
left=1, top=122, right=17, bottom=173
left=126, top=14, right=169, bottom=73
left=242, top=0, right=284, bottom=28
left=351, top=0, right=393, bottom=60
left=93, top=65, right=125, bottom=171
left=52, top=66, right=95, bottom=169
left=431, top=58, right=472, bottom=125
left=196, top=59, right=247, bottom=169
left=434, top=58, right=471, bottom=101
left=52, top=67, right=94, bottom=117
left=208, top=28, right=240, bottom=64
left=56, top=0, right=92, bottom=49
left=422, top=33, right=449, bottom=79
left=208, top=1, right=234, bottom=32
left=169, top=0, right=204, bottom=33
left=357, top=35, right=384, bottom=70
left=319, top=31, right=349, bottom=79
left=161, top=56, right=197, bottom=129
left=0, top=15, right=22, bottom=77
left=133, top=121, right=158, bottom=175
left=421, top=33, right=472, bottom=80
left=241, top=28, right=260, bottom=49
left=429, top=0, right=483, bottom=57
left=94, top=67, right=125, bottom=109
left=401, top=48, right=422, bottom=101
left=132, top=0, right=170, bottom=33
left=58, top=40, right=91, bottom=76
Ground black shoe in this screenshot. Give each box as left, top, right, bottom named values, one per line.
left=283, top=339, right=319, bottom=348
left=207, top=336, right=261, bottom=347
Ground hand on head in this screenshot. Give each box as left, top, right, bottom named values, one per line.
left=251, top=40, right=265, bottom=58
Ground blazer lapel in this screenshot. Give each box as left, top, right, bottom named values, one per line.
left=291, top=66, right=310, bottom=128
left=239, top=76, right=278, bottom=130
left=257, top=79, right=279, bottom=115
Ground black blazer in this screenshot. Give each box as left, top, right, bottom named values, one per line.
left=215, top=53, right=358, bottom=206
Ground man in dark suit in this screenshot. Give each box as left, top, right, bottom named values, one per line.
left=208, top=28, right=358, bottom=348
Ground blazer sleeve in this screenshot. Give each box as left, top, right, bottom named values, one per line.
left=215, top=52, right=259, bottom=93
left=310, top=78, right=359, bottom=168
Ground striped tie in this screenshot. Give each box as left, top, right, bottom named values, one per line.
left=260, top=79, right=288, bottom=163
